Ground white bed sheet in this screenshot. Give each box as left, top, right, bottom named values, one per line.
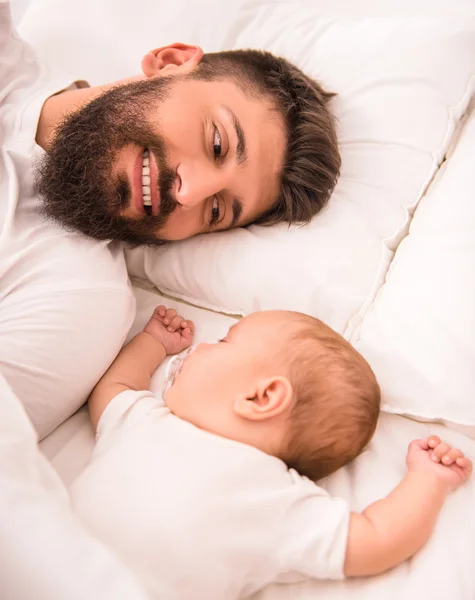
left=39, top=285, right=475, bottom=600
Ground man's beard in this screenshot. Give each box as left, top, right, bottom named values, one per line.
left=36, top=77, right=179, bottom=245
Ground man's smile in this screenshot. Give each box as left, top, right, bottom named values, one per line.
left=132, top=147, right=160, bottom=217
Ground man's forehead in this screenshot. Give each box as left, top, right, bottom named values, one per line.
left=242, top=111, right=285, bottom=222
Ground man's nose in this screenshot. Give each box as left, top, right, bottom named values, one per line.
left=175, top=163, right=228, bottom=208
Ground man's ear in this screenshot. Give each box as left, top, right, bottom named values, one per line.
left=234, top=377, right=293, bottom=422
left=141, top=43, right=204, bottom=78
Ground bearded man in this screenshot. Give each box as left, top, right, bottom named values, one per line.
left=0, top=1, right=340, bottom=438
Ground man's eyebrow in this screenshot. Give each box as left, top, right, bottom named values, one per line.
left=222, top=105, right=247, bottom=164
left=230, top=197, right=243, bottom=228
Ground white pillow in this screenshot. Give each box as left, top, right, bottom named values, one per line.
left=19, top=3, right=475, bottom=334
left=18, top=0, right=249, bottom=82
left=123, top=13, right=475, bottom=334
left=351, top=105, right=475, bottom=426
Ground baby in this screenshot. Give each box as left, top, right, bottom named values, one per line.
left=71, top=306, right=472, bottom=600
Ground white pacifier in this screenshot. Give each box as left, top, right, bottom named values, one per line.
left=162, top=345, right=197, bottom=398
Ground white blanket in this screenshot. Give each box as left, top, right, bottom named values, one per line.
left=0, top=372, right=148, bottom=600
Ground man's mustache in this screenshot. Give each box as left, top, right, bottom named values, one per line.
left=157, top=166, right=179, bottom=219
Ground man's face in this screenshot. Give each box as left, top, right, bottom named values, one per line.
left=37, top=75, right=285, bottom=245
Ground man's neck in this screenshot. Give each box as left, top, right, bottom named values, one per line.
left=36, top=75, right=145, bottom=150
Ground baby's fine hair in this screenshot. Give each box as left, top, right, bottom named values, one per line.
left=279, top=313, right=380, bottom=481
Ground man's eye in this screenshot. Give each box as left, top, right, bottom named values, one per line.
left=213, top=125, right=222, bottom=158
left=210, top=197, right=220, bottom=226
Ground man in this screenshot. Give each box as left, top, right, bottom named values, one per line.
left=37, top=46, right=340, bottom=245
left=0, top=1, right=340, bottom=439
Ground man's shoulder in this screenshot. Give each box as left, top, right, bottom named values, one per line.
left=45, top=234, right=133, bottom=293
left=1, top=225, right=133, bottom=299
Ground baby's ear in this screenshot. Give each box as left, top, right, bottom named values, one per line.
left=234, top=377, right=293, bottom=421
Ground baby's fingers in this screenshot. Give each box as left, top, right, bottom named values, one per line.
left=456, top=456, right=473, bottom=477
left=155, top=305, right=167, bottom=317
left=182, top=322, right=195, bottom=340
left=440, top=448, right=463, bottom=466
left=163, top=308, right=177, bottom=325
left=431, top=441, right=451, bottom=463
left=151, top=305, right=168, bottom=323
left=427, top=435, right=441, bottom=449
left=167, top=314, right=185, bottom=332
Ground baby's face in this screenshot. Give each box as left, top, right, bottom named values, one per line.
left=165, top=311, right=294, bottom=436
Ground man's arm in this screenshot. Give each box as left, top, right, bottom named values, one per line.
left=344, top=437, right=472, bottom=576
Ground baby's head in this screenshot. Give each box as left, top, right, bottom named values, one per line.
left=165, top=311, right=380, bottom=480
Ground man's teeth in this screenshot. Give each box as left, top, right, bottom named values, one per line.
left=142, top=150, right=152, bottom=207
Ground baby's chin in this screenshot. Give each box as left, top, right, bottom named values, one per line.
left=165, top=394, right=215, bottom=433
left=164, top=387, right=191, bottom=419
left=163, top=387, right=178, bottom=410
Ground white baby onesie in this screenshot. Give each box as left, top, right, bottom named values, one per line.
left=71, top=390, right=350, bottom=600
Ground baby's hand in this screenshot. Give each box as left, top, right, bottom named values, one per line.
left=144, top=305, right=194, bottom=355
left=406, top=436, right=472, bottom=492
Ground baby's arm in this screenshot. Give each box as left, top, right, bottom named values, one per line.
left=89, top=306, right=194, bottom=429
left=344, top=436, right=472, bottom=576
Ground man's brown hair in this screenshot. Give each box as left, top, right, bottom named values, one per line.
left=191, top=49, right=341, bottom=225
left=279, top=315, right=380, bottom=481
